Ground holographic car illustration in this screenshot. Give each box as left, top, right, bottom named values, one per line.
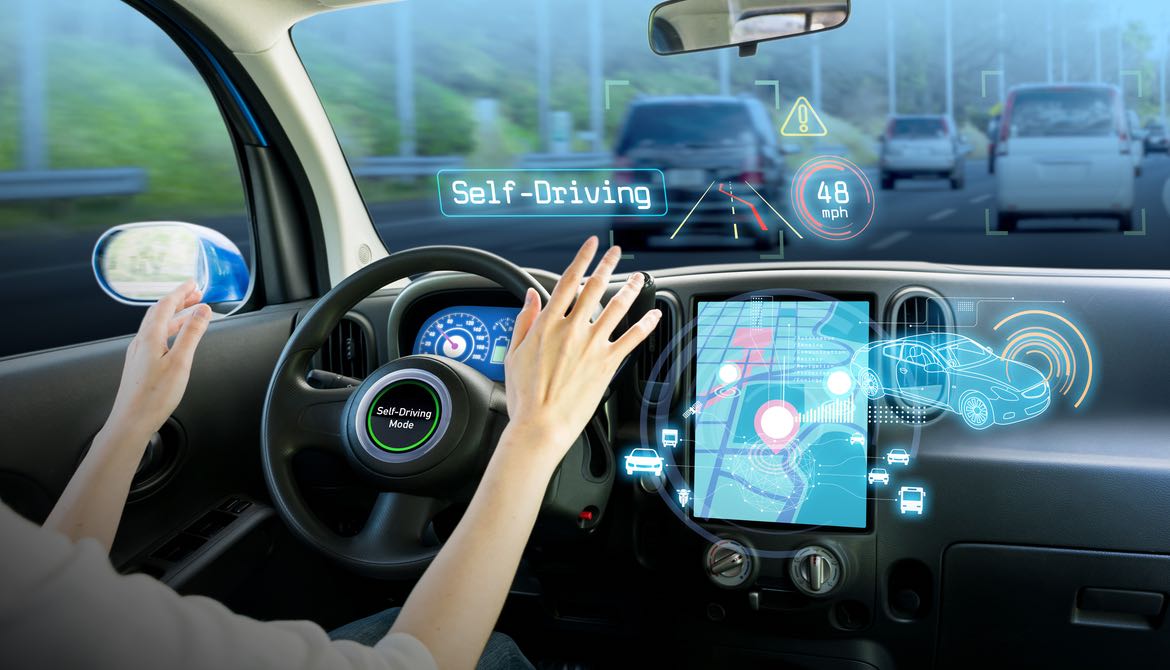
left=850, top=333, right=1050, bottom=430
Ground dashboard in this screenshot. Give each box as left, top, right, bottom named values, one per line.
left=376, top=262, right=1170, bottom=669
left=410, top=305, right=519, bottom=381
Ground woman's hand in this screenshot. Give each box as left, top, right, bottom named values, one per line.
left=501, top=236, right=661, bottom=468
left=45, top=280, right=212, bottom=547
left=105, top=280, right=212, bottom=442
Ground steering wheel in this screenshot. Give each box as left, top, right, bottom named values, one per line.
left=260, top=246, right=554, bottom=578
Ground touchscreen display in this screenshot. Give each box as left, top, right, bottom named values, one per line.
left=692, top=299, right=871, bottom=528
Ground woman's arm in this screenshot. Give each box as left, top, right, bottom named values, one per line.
left=390, top=237, right=661, bottom=669
left=44, top=281, right=211, bottom=549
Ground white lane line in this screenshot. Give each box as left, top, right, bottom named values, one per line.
left=927, top=208, right=957, bottom=222
left=670, top=179, right=716, bottom=240
left=868, top=230, right=910, bottom=250
left=969, top=194, right=992, bottom=204
left=742, top=180, right=805, bottom=239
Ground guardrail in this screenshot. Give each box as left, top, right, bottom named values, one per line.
left=514, top=152, right=613, bottom=169
left=352, top=156, right=466, bottom=178
left=352, top=153, right=615, bottom=179
left=0, top=167, right=147, bottom=201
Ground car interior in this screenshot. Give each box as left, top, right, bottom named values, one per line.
left=2, top=0, right=1170, bottom=668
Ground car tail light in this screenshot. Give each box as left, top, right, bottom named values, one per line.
left=1119, top=132, right=1131, bottom=154
left=613, top=156, right=633, bottom=183
left=740, top=171, right=765, bottom=184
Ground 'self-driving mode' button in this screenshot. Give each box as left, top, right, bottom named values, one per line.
left=366, top=380, right=442, bottom=452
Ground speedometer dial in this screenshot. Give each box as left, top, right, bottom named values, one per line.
left=418, top=311, right=489, bottom=364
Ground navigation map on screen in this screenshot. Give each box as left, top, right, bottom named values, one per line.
left=692, top=299, right=870, bottom=528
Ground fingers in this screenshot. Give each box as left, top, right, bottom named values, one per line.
left=141, top=280, right=197, bottom=339
left=165, top=288, right=205, bottom=339
left=545, top=236, right=598, bottom=317
left=570, top=245, right=622, bottom=322
left=507, top=288, right=541, bottom=358
left=611, top=308, right=662, bottom=360
left=169, top=303, right=212, bottom=369
left=593, top=272, right=645, bottom=338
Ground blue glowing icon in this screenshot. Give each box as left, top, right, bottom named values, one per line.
left=678, top=489, right=691, bottom=506
left=898, top=486, right=926, bottom=515
left=850, top=333, right=1051, bottom=430
left=886, top=448, right=910, bottom=466
left=661, top=428, right=679, bottom=449
left=624, top=448, right=664, bottom=477
left=867, top=468, right=890, bottom=485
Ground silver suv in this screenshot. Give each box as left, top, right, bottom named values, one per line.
left=879, top=115, right=966, bottom=190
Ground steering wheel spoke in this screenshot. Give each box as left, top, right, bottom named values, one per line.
left=350, top=492, right=444, bottom=569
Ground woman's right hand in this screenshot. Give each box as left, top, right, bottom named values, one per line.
left=500, top=236, right=661, bottom=470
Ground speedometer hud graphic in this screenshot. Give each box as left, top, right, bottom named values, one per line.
left=693, top=299, right=870, bottom=528
left=412, top=306, right=519, bottom=381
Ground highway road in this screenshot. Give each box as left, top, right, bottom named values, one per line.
left=2, top=156, right=1169, bottom=357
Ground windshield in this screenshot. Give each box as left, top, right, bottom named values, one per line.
left=617, top=102, right=758, bottom=152
left=888, top=118, right=948, bottom=138
left=293, top=0, right=1170, bottom=272
left=937, top=339, right=993, bottom=368
left=1008, top=88, right=1117, bottom=138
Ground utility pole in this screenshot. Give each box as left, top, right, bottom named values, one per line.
left=394, top=3, right=415, bottom=157
left=811, top=35, right=822, bottom=110
left=1045, top=3, right=1054, bottom=83
left=1094, top=22, right=1102, bottom=82
left=997, top=0, right=1006, bottom=101
left=944, top=0, right=953, bottom=118
left=1062, top=26, right=1069, bottom=81
left=718, top=49, right=730, bottom=95
left=19, top=0, right=46, bottom=171
left=588, top=0, right=603, bottom=152
left=1116, top=14, right=1124, bottom=86
left=1160, top=18, right=1168, bottom=121
left=536, top=0, right=551, bottom=152
left=887, top=0, right=897, bottom=115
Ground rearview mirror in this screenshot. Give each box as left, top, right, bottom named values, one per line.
left=92, top=222, right=249, bottom=305
left=649, top=0, right=849, bottom=56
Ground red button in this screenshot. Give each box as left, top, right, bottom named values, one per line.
left=578, top=510, right=594, bottom=521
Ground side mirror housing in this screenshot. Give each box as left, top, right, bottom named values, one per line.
left=92, top=222, right=249, bottom=305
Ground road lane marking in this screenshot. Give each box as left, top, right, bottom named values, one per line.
left=969, top=194, right=992, bottom=204
left=868, top=231, right=910, bottom=251
left=670, top=179, right=716, bottom=239
left=927, top=208, right=957, bottom=222
left=742, top=180, right=804, bottom=239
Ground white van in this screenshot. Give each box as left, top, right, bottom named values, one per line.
left=994, top=84, right=1135, bottom=232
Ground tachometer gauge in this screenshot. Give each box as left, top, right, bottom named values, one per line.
left=418, top=311, right=489, bottom=364
left=489, top=317, right=515, bottom=364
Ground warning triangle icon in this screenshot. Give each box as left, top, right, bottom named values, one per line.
left=780, top=96, right=828, bottom=137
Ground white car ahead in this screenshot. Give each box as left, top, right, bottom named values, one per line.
left=994, top=83, right=1135, bottom=232
left=624, top=448, right=664, bottom=476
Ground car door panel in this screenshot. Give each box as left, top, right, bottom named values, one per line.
left=0, top=303, right=302, bottom=566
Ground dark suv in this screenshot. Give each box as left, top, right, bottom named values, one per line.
left=611, top=96, right=787, bottom=248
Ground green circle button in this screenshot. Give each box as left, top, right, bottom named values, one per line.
left=366, top=380, right=442, bottom=452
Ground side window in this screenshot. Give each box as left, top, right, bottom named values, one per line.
left=0, top=0, right=251, bottom=357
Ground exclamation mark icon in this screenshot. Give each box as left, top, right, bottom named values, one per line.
left=798, top=105, right=809, bottom=133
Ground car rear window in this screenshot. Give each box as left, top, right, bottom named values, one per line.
left=1007, top=88, right=1117, bottom=138
left=888, top=118, right=947, bottom=138
left=617, top=102, right=755, bottom=153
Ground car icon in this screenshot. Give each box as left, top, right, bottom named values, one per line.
left=849, top=433, right=865, bottom=447
left=898, top=486, right=926, bottom=515
left=868, top=468, right=890, bottom=485
left=887, top=449, right=910, bottom=465
left=625, top=448, right=664, bottom=477
left=850, top=333, right=1051, bottom=430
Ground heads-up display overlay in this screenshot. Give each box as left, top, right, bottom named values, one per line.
left=692, top=298, right=870, bottom=529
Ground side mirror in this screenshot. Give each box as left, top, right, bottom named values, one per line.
left=649, top=0, right=850, bottom=57
left=92, top=222, right=249, bottom=305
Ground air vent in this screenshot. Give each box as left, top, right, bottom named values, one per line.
left=639, top=294, right=679, bottom=405
left=884, top=287, right=953, bottom=422
left=319, top=316, right=373, bottom=379
left=887, top=287, right=952, bottom=339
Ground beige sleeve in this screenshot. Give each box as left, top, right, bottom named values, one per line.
left=0, top=504, right=436, bottom=670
